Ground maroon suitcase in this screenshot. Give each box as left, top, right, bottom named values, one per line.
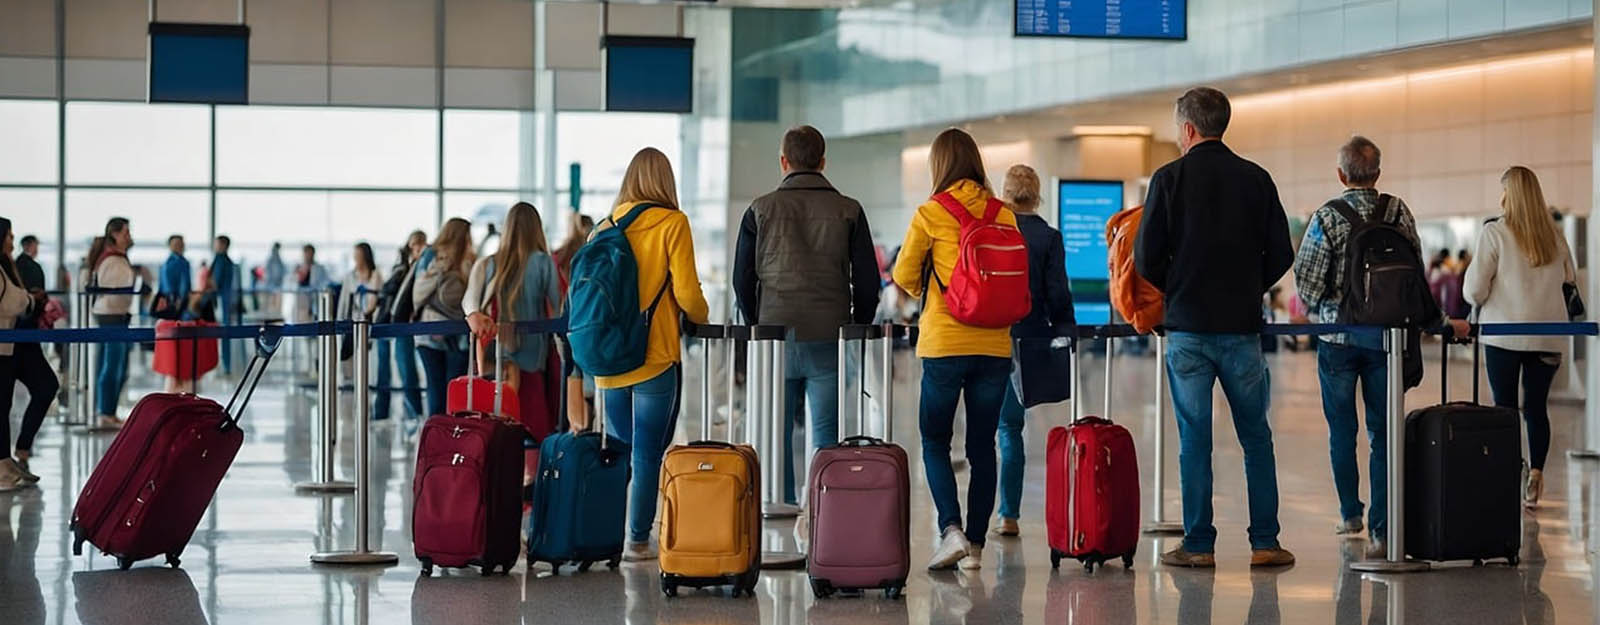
left=71, top=331, right=280, bottom=571
left=807, top=325, right=910, bottom=599
left=412, top=407, right=524, bottom=576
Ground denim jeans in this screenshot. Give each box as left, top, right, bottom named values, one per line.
left=417, top=341, right=467, bottom=417
left=1165, top=332, right=1280, bottom=553
left=996, top=378, right=1026, bottom=521
left=1316, top=341, right=1388, bottom=538
left=372, top=338, right=393, bottom=421
left=781, top=340, right=840, bottom=505
left=603, top=366, right=681, bottom=544
left=1484, top=345, right=1561, bottom=471
left=95, top=315, right=132, bottom=417
left=919, top=355, right=1010, bottom=546
left=394, top=336, right=424, bottom=418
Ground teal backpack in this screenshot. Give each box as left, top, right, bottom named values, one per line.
left=567, top=203, right=669, bottom=377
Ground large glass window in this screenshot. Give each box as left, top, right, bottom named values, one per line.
left=215, top=106, right=438, bottom=188
left=65, top=189, right=209, bottom=270
left=0, top=100, right=59, bottom=184
left=556, top=112, right=681, bottom=192
left=444, top=110, right=534, bottom=190
left=1, top=189, right=60, bottom=287
left=216, top=191, right=437, bottom=274
left=66, top=102, right=210, bottom=185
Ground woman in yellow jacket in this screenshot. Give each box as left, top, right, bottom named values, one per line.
left=891, top=128, right=1017, bottom=571
left=596, top=148, right=711, bottom=562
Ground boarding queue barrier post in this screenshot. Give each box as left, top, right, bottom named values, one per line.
left=1144, top=331, right=1184, bottom=535
left=1571, top=329, right=1600, bottom=460
left=743, top=324, right=805, bottom=569
left=1350, top=326, right=1431, bottom=574
left=311, top=314, right=397, bottom=567
left=295, top=289, right=354, bottom=494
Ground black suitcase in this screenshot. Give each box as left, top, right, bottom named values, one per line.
left=1403, top=334, right=1522, bottom=565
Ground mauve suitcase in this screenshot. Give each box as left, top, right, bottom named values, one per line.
left=412, top=413, right=524, bottom=576
left=71, top=330, right=279, bottom=571
left=526, top=428, right=630, bottom=572
left=1404, top=336, right=1522, bottom=565
left=1046, top=339, right=1139, bottom=572
left=807, top=324, right=909, bottom=599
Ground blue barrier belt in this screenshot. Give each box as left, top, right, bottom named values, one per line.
left=1475, top=322, right=1599, bottom=336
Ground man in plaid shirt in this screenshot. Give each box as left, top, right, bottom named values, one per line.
left=1291, top=136, right=1465, bottom=560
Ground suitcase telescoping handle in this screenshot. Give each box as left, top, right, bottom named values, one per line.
left=688, top=321, right=730, bottom=443
left=466, top=327, right=509, bottom=419
left=221, top=326, right=284, bottom=429
left=1438, top=311, right=1481, bottom=405
left=837, top=323, right=899, bottom=442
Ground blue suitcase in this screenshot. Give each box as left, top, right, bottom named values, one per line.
left=526, top=429, right=630, bottom=572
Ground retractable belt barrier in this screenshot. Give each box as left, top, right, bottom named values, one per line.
left=0, top=317, right=569, bottom=343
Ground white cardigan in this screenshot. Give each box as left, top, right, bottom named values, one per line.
left=0, top=271, right=34, bottom=356
left=1463, top=219, right=1577, bottom=354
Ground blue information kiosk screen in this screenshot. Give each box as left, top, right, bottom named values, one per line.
left=1015, top=0, right=1186, bottom=40
left=1058, top=180, right=1124, bottom=282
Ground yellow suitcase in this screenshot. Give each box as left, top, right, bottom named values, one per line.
left=658, top=441, right=761, bottom=597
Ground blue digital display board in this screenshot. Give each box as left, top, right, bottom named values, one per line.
left=1058, top=180, right=1124, bottom=282
left=1015, top=0, right=1187, bottom=40
left=605, top=36, right=694, bottom=114
left=148, top=23, right=250, bottom=105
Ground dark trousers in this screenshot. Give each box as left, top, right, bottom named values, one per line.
left=1, top=343, right=60, bottom=456
left=1483, top=345, right=1560, bottom=471
left=918, top=355, right=1010, bottom=547
left=417, top=342, right=468, bottom=417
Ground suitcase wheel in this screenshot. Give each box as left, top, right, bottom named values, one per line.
left=1083, top=560, right=1097, bottom=573
left=1507, top=555, right=1520, bottom=567
left=810, top=578, right=835, bottom=599
left=885, top=586, right=904, bottom=600
left=661, top=579, right=679, bottom=598
left=1050, top=550, right=1062, bottom=570
left=117, top=556, right=135, bottom=571
left=419, top=559, right=434, bottom=577
left=577, top=560, right=593, bottom=573
left=480, top=564, right=495, bottom=577
left=166, top=554, right=182, bottom=569
left=607, top=556, right=621, bottom=570
left=1122, top=554, right=1134, bottom=570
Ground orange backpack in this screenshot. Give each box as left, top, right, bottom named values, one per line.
left=1105, top=205, right=1164, bottom=334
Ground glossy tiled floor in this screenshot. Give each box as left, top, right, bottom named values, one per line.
left=1, top=339, right=1596, bottom=624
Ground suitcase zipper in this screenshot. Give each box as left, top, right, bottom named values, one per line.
left=1066, top=435, right=1079, bottom=550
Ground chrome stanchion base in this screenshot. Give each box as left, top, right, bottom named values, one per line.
left=1348, top=558, right=1430, bottom=573
left=1568, top=449, right=1600, bottom=460
left=1141, top=521, right=1184, bottom=535
left=310, top=551, right=398, bottom=565
left=294, top=481, right=355, bottom=494
left=762, top=502, right=800, bottom=519
left=760, top=550, right=807, bottom=569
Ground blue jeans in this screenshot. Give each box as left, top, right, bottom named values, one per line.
left=603, top=366, right=681, bottom=544
left=996, top=379, right=1026, bottom=521
left=394, top=336, right=424, bottom=418
left=417, top=341, right=467, bottom=417
left=919, top=355, right=1009, bottom=546
left=372, top=338, right=393, bottom=421
left=1165, top=332, right=1280, bottom=553
left=1316, top=341, right=1388, bottom=537
left=95, top=316, right=131, bottom=417
left=781, top=340, right=840, bottom=505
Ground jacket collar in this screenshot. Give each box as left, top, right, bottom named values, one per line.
left=1186, top=139, right=1231, bottom=155
left=778, top=171, right=835, bottom=192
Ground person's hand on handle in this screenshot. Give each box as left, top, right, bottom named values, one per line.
left=466, top=311, right=496, bottom=339
left=1448, top=318, right=1472, bottom=342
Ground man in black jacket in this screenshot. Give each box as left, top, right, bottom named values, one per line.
left=1134, top=87, right=1296, bottom=569
left=733, top=125, right=880, bottom=506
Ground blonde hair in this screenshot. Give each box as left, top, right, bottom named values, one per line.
left=1500, top=166, right=1561, bottom=268
left=616, top=148, right=680, bottom=211
left=488, top=202, right=551, bottom=320
left=431, top=218, right=475, bottom=278
left=1002, top=164, right=1041, bottom=212
left=929, top=128, right=990, bottom=194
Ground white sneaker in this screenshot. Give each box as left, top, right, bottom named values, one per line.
left=928, top=526, right=971, bottom=570
left=958, top=545, right=983, bottom=570
left=622, top=541, right=657, bottom=562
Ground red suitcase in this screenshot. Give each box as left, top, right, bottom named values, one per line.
left=150, top=320, right=219, bottom=379
left=413, top=381, right=525, bottom=575
left=1045, top=339, right=1139, bottom=572
left=807, top=325, right=910, bottom=599
left=71, top=330, right=280, bottom=570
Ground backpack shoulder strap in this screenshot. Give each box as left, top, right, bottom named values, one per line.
left=1375, top=194, right=1399, bottom=225
left=1325, top=198, right=1364, bottom=227
left=614, top=202, right=665, bottom=230
left=981, top=197, right=1005, bottom=224
left=931, top=192, right=975, bottom=227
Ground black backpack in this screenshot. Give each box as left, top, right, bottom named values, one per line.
left=1328, top=195, right=1437, bottom=327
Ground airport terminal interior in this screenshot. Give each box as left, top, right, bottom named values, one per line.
left=5, top=0, right=1600, bottom=624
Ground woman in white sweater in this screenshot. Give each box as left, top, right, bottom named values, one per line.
left=1463, top=166, right=1578, bottom=507
left=0, top=217, right=55, bottom=490
left=89, top=218, right=136, bottom=429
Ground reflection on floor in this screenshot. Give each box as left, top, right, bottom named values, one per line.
left=0, top=343, right=1595, bottom=624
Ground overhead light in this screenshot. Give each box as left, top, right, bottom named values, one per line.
left=1071, top=125, right=1153, bottom=136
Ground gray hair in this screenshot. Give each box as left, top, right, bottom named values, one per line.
left=1175, top=87, right=1231, bottom=138
left=1338, top=136, right=1381, bottom=186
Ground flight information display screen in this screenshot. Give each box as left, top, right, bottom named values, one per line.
left=1015, top=0, right=1187, bottom=40
left=1058, top=179, right=1125, bottom=281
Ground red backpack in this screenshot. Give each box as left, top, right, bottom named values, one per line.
left=929, top=192, right=1032, bottom=328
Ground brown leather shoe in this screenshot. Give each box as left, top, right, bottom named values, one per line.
left=1160, top=548, right=1216, bottom=568
left=1251, top=547, right=1296, bottom=567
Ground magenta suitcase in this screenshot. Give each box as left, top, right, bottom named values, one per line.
left=71, top=331, right=279, bottom=570
left=807, top=325, right=909, bottom=599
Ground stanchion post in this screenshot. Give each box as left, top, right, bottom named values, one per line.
left=1103, top=333, right=1114, bottom=418
left=78, top=290, right=107, bottom=432
left=1144, top=333, right=1183, bottom=534
left=295, top=290, right=354, bottom=494
left=1350, top=327, right=1429, bottom=573
left=311, top=316, right=397, bottom=566
left=881, top=322, right=895, bottom=442
left=1570, top=333, right=1600, bottom=459
left=749, top=325, right=803, bottom=569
